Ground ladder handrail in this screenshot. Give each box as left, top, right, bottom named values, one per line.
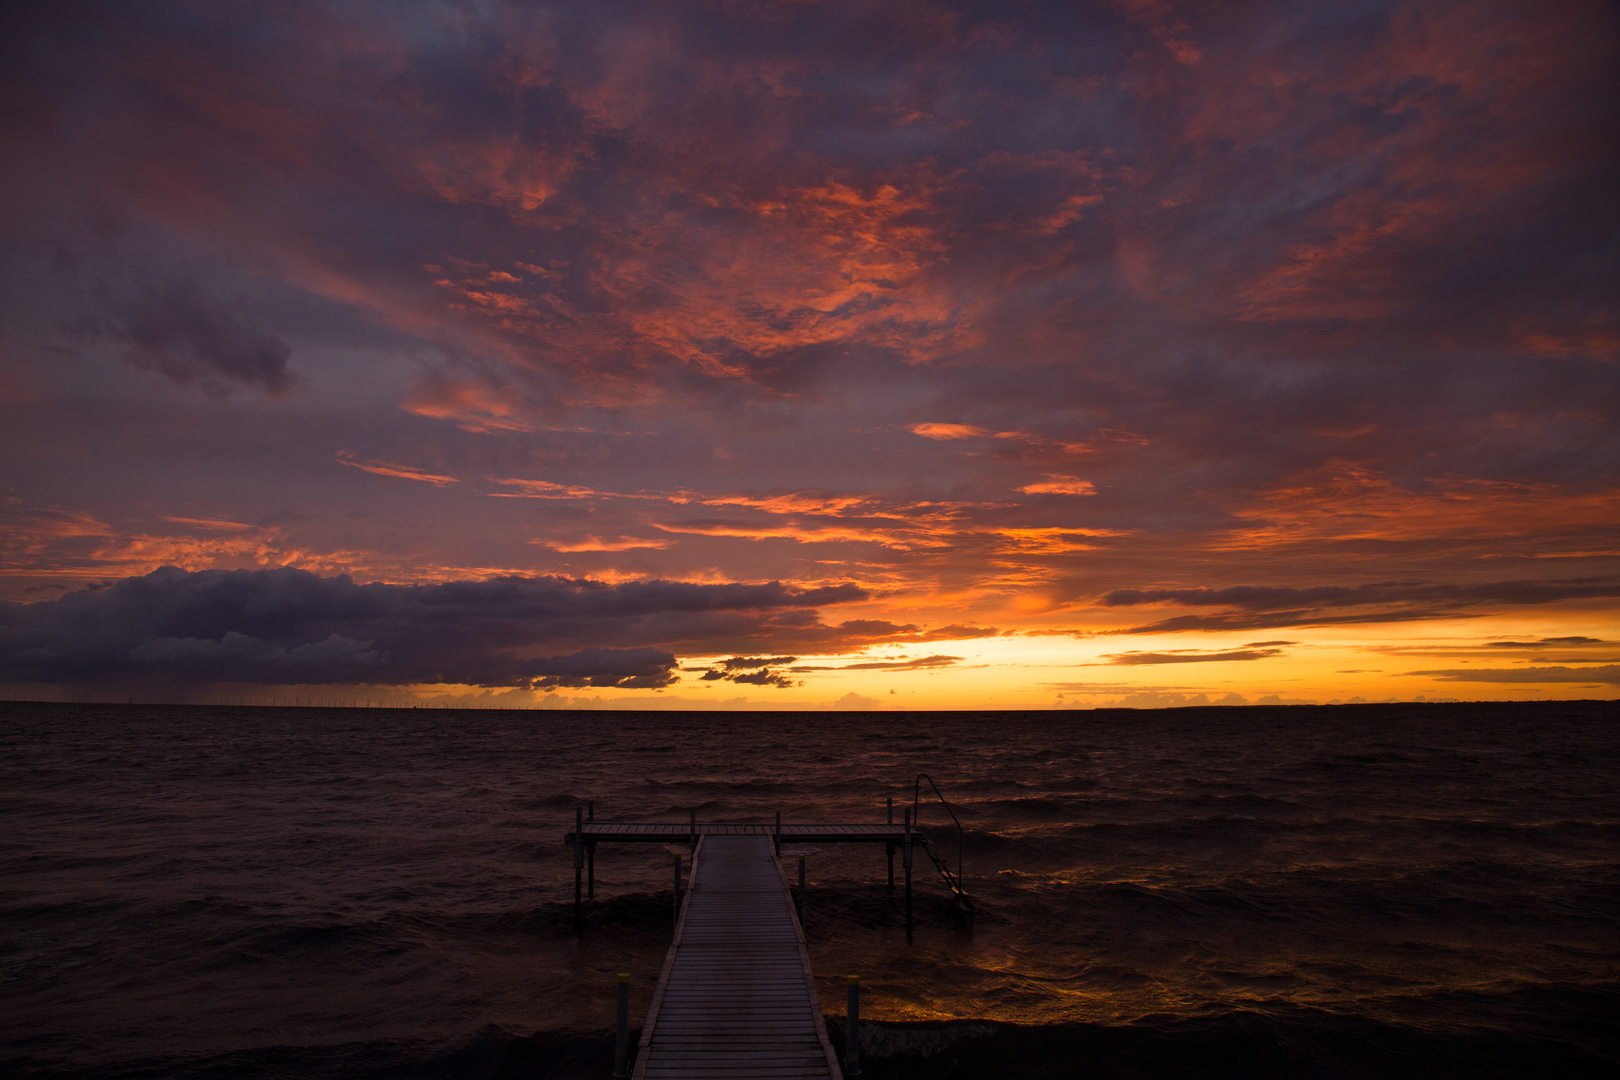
left=912, top=773, right=967, bottom=901
left=916, top=835, right=973, bottom=912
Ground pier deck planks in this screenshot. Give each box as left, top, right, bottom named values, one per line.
left=632, top=834, right=842, bottom=1080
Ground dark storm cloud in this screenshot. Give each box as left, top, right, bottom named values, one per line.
left=719, top=656, right=797, bottom=670
left=728, top=669, right=798, bottom=688
left=0, top=566, right=868, bottom=688
left=691, top=654, right=802, bottom=689
left=1103, top=578, right=1620, bottom=634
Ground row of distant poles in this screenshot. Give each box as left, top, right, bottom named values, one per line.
left=571, top=798, right=918, bottom=936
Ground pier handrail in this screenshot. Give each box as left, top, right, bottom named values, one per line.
left=912, top=773, right=971, bottom=908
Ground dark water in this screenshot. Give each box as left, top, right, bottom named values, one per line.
left=2, top=700, right=1616, bottom=1079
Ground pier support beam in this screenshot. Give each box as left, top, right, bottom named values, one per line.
left=846, top=976, right=861, bottom=1079
left=613, top=973, right=631, bottom=1079
left=903, top=808, right=913, bottom=938
left=574, top=805, right=584, bottom=933
left=587, top=802, right=595, bottom=900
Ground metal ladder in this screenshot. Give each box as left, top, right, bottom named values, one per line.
left=913, top=773, right=975, bottom=914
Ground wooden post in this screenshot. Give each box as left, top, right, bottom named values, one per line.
left=774, top=808, right=781, bottom=856
left=845, top=976, right=861, bottom=1079
left=903, top=808, right=913, bottom=938
left=673, top=853, right=682, bottom=926
left=613, top=972, right=631, bottom=1078
left=689, top=808, right=696, bottom=850
left=886, top=796, right=894, bottom=890
left=587, top=802, right=595, bottom=899
left=574, top=805, right=584, bottom=933
left=797, top=853, right=806, bottom=925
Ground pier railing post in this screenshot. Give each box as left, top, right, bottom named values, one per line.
left=845, top=976, right=861, bottom=1079
left=903, top=808, right=913, bottom=938
left=797, top=853, right=806, bottom=925
left=613, top=972, right=630, bottom=1079
left=574, top=805, right=585, bottom=933
left=774, top=808, right=781, bottom=856
left=673, top=853, right=682, bottom=926
left=587, top=802, right=595, bottom=900
left=689, top=809, right=696, bottom=850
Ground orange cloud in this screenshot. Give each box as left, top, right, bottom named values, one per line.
left=159, top=516, right=254, bottom=532
left=596, top=175, right=979, bottom=380
left=489, top=478, right=607, bottom=500
left=992, top=527, right=1127, bottom=553
left=1019, top=476, right=1096, bottom=495
left=400, top=377, right=534, bottom=433
left=910, top=422, right=995, bottom=439
left=652, top=521, right=931, bottom=549
left=335, top=453, right=458, bottom=486
left=534, top=536, right=674, bottom=552
left=695, top=493, right=875, bottom=515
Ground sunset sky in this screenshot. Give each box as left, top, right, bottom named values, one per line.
left=1, top=0, right=1616, bottom=709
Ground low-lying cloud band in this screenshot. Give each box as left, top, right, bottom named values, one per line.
left=0, top=567, right=870, bottom=690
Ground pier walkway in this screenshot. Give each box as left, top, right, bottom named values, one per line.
left=633, top=834, right=841, bottom=1080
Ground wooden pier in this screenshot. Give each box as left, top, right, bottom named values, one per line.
left=632, top=834, right=841, bottom=1079
left=568, top=798, right=972, bottom=1077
